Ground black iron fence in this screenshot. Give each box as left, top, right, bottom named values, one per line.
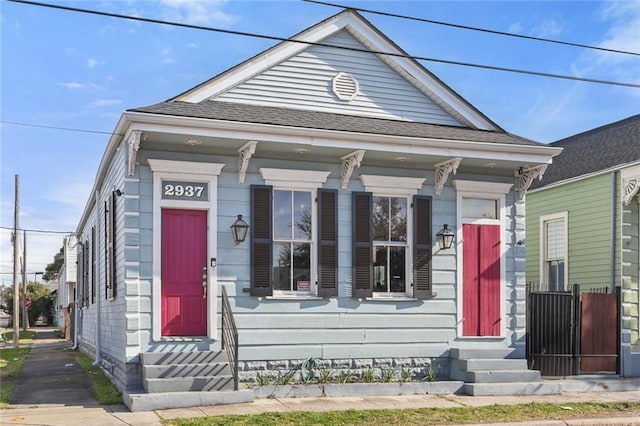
left=526, top=283, right=621, bottom=377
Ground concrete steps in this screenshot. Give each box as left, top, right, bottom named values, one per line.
left=141, top=350, right=234, bottom=394
left=450, top=347, right=560, bottom=396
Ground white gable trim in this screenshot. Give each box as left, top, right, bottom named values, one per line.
left=174, top=11, right=496, bottom=130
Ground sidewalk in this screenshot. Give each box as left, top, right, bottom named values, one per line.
left=2, top=328, right=640, bottom=425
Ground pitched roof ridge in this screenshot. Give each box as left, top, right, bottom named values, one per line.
left=551, top=113, right=640, bottom=146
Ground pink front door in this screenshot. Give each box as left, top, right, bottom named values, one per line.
left=463, top=224, right=501, bottom=336
left=161, top=209, right=207, bottom=336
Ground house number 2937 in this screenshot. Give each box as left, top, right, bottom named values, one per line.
left=161, top=180, right=208, bottom=201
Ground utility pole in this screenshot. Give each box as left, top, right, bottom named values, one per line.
left=12, top=175, right=20, bottom=348
left=22, top=230, right=28, bottom=332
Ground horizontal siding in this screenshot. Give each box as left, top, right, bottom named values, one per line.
left=526, top=174, right=614, bottom=286
left=216, top=30, right=462, bottom=126
left=83, top=149, right=523, bottom=365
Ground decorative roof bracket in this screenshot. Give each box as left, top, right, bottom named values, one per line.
left=127, top=130, right=142, bottom=177
left=238, top=141, right=258, bottom=184
left=623, top=177, right=640, bottom=206
left=341, top=150, right=366, bottom=190
left=434, top=157, right=462, bottom=195
left=516, top=164, right=548, bottom=200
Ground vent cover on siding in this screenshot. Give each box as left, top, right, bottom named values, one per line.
left=332, top=72, right=359, bottom=101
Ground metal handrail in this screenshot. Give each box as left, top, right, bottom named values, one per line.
left=221, top=285, right=239, bottom=390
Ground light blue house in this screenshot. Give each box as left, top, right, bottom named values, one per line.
left=73, top=10, right=560, bottom=409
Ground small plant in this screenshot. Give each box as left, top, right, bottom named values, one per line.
left=359, top=367, right=375, bottom=383
left=400, top=367, right=412, bottom=383
left=337, top=369, right=353, bottom=384
left=275, top=369, right=296, bottom=385
left=316, top=368, right=334, bottom=384
left=380, top=367, right=395, bottom=383
left=254, top=371, right=271, bottom=386
left=422, top=363, right=439, bottom=382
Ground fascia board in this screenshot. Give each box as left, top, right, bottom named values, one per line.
left=528, top=159, right=640, bottom=194
left=124, top=111, right=561, bottom=163
left=176, top=17, right=347, bottom=103
left=76, top=115, right=130, bottom=233
left=342, top=20, right=495, bottom=131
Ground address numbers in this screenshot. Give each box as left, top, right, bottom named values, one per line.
left=162, top=180, right=208, bottom=201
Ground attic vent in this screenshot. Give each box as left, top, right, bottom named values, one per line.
left=332, top=72, right=359, bottom=101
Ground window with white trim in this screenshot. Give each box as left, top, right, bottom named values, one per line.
left=273, top=189, right=313, bottom=293
left=250, top=168, right=336, bottom=298
left=353, top=175, right=432, bottom=299
left=543, top=218, right=566, bottom=291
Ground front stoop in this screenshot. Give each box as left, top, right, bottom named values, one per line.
left=450, top=348, right=561, bottom=396
left=123, top=350, right=250, bottom=412
left=141, top=350, right=234, bottom=393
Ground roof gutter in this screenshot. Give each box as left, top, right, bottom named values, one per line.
left=528, top=159, right=640, bottom=194
left=123, top=111, right=562, bottom=161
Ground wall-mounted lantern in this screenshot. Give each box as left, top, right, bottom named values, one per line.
left=231, top=214, right=249, bottom=244
left=436, top=224, right=455, bottom=250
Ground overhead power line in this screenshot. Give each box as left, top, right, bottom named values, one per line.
left=1, top=120, right=123, bottom=136
left=0, top=226, right=72, bottom=235
left=304, top=0, right=640, bottom=57
left=8, top=0, right=640, bottom=89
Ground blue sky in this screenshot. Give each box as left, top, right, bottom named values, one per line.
left=1, top=0, right=639, bottom=285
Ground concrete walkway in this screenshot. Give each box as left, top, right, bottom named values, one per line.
left=2, top=328, right=640, bottom=425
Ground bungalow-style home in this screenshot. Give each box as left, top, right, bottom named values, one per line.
left=525, top=114, right=640, bottom=377
left=72, top=9, right=561, bottom=408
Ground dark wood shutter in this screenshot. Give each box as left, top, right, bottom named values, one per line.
left=318, top=189, right=338, bottom=297
left=84, top=239, right=90, bottom=307
left=91, top=227, right=96, bottom=304
left=352, top=192, right=373, bottom=298
left=250, top=185, right=273, bottom=297
left=413, top=195, right=433, bottom=299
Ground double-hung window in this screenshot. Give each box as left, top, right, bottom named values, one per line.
left=353, top=175, right=433, bottom=300
left=540, top=212, right=567, bottom=292
left=250, top=168, right=336, bottom=298
left=373, top=196, right=408, bottom=294
left=273, top=189, right=312, bottom=293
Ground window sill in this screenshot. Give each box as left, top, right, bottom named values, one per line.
left=266, top=295, right=324, bottom=301
left=365, top=297, right=418, bottom=302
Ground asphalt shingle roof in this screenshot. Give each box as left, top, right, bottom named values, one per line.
left=128, top=100, right=544, bottom=147
left=534, top=114, right=640, bottom=188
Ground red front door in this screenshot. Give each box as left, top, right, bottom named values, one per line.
left=463, top=224, right=501, bottom=336
left=161, top=209, right=207, bottom=336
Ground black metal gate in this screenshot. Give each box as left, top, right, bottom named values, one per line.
left=526, top=284, right=621, bottom=376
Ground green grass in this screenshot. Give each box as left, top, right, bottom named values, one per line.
left=0, top=330, right=36, bottom=407
left=75, top=352, right=122, bottom=405
left=163, top=401, right=640, bottom=426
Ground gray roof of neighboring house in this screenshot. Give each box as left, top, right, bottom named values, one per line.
left=128, top=100, right=544, bottom=147
left=534, top=114, right=640, bottom=188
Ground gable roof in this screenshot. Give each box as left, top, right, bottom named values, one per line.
left=164, top=9, right=501, bottom=131
left=533, top=114, right=640, bottom=188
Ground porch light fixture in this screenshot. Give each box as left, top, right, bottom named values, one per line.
left=231, top=214, right=249, bottom=244
left=436, top=224, right=455, bottom=250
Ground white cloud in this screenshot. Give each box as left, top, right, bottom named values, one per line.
left=158, top=0, right=236, bottom=25
left=58, top=82, right=85, bottom=89
left=531, top=19, right=564, bottom=38
left=87, top=58, right=100, bottom=68
left=508, top=22, right=523, bottom=34
left=571, top=0, right=640, bottom=96
left=596, top=0, right=640, bottom=63
left=88, top=99, right=122, bottom=108
left=161, top=48, right=174, bottom=64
